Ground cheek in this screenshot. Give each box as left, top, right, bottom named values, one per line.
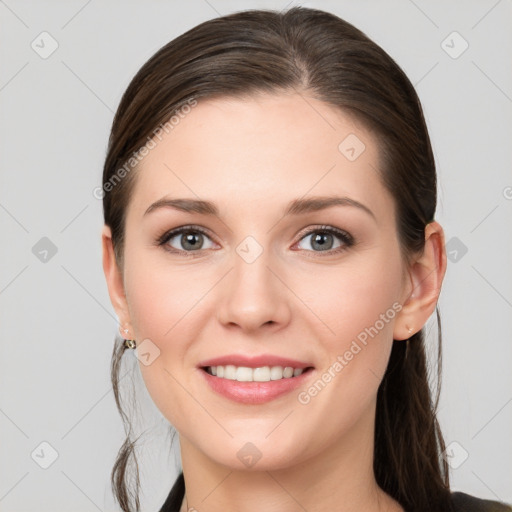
left=121, top=252, right=215, bottom=425
left=287, top=256, right=403, bottom=449
left=304, top=247, right=403, bottom=387
left=308, top=252, right=402, bottom=346
left=124, top=253, right=210, bottom=342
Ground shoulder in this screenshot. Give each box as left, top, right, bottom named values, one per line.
left=158, top=478, right=512, bottom=512
left=451, top=491, right=512, bottom=512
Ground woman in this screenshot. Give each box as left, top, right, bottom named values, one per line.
left=101, top=7, right=511, bottom=512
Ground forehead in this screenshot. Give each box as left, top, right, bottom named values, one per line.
left=127, top=92, right=394, bottom=225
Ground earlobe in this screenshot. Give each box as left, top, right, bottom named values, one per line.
left=101, top=225, right=132, bottom=334
left=393, top=221, right=447, bottom=341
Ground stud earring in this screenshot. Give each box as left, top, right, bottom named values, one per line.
left=124, top=339, right=136, bottom=349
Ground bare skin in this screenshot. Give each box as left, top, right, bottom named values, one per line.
left=102, top=91, right=446, bottom=512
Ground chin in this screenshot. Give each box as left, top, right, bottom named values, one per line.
left=199, top=435, right=311, bottom=473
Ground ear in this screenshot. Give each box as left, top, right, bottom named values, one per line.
left=393, top=221, right=447, bottom=340
left=101, top=225, right=133, bottom=338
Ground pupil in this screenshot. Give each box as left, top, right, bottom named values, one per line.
left=182, top=232, right=202, bottom=250
left=312, top=233, right=333, bottom=251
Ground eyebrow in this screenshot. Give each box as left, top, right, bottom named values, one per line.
left=143, top=195, right=376, bottom=220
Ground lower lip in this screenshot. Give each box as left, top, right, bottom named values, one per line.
left=199, top=367, right=315, bottom=405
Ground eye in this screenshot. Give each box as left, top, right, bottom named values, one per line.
left=294, top=225, right=354, bottom=254
left=156, top=224, right=354, bottom=256
left=157, top=225, right=217, bottom=253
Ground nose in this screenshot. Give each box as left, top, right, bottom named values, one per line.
left=216, top=245, right=292, bottom=333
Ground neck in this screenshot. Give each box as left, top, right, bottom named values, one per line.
left=177, top=403, right=403, bottom=512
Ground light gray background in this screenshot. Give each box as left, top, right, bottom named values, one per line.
left=1, top=0, right=511, bottom=510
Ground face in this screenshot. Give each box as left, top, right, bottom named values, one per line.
left=112, top=92, right=414, bottom=471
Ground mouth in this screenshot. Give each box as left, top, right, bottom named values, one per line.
left=201, top=364, right=315, bottom=382
left=198, top=363, right=316, bottom=405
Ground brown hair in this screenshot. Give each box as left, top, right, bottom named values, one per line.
left=103, top=6, right=451, bottom=511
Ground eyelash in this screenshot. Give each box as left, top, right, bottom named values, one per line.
left=156, top=224, right=355, bottom=257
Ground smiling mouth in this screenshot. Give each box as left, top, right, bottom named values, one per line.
left=201, top=365, right=314, bottom=382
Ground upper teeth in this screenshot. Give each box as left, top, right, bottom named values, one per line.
left=208, top=365, right=304, bottom=382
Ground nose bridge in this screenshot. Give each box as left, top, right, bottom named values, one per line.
left=234, top=239, right=272, bottom=290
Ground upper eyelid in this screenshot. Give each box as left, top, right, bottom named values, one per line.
left=296, top=225, right=351, bottom=240
left=158, top=224, right=212, bottom=242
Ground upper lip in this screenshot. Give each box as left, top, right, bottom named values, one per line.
left=198, top=354, right=314, bottom=369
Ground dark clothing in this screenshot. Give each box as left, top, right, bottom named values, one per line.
left=159, top=472, right=185, bottom=512
left=451, top=492, right=512, bottom=512
left=159, top=471, right=512, bottom=512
